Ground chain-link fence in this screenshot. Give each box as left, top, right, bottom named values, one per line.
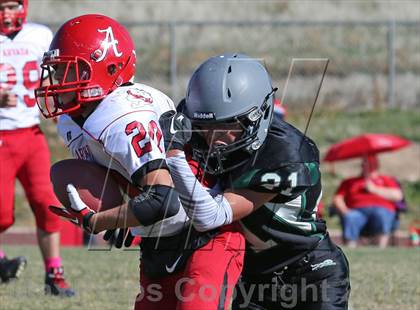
left=43, top=20, right=419, bottom=109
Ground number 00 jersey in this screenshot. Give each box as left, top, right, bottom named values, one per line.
left=0, top=23, right=53, bottom=130
left=57, top=83, right=189, bottom=237
left=223, top=117, right=325, bottom=272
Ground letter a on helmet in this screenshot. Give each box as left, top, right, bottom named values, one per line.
left=35, top=14, right=136, bottom=118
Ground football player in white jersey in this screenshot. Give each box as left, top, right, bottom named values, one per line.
left=36, top=14, right=244, bottom=309
left=0, top=0, right=75, bottom=296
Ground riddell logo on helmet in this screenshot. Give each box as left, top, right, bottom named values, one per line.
left=193, top=112, right=215, bottom=120
left=92, top=26, right=123, bottom=62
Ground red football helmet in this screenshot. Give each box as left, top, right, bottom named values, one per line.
left=0, top=0, right=28, bottom=35
left=35, top=14, right=136, bottom=118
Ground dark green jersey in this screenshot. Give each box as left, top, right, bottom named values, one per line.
left=221, top=117, right=326, bottom=272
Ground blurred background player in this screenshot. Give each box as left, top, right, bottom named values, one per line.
left=0, top=0, right=74, bottom=296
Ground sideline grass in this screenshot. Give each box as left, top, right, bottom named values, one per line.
left=1, top=246, right=419, bottom=310
left=0, top=246, right=139, bottom=310
left=345, top=247, right=420, bottom=310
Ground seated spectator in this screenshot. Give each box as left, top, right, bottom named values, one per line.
left=332, top=155, right=403, bottom=248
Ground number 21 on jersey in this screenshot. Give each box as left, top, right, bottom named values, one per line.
left=261, top=172, right=298, bottom=195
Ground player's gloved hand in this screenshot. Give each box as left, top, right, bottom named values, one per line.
left=159, top=111, right=192, bottom=151
left=49, top=184, right=96, bottom=233
left=103, top=228, right=135, bottom=248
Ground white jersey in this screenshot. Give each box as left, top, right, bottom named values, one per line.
left=57, top=83, right=189, bottom=237
left=0, top=23, right=52, bottom=130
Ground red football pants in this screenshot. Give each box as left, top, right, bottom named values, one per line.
left=134, top=224, right=245, bottom=310
left=0, top=126, right=60, bottom=233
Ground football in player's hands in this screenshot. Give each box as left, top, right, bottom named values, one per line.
left=50, top=159, right=140, bottom=213
left=159, top=111, right=192, bottom=151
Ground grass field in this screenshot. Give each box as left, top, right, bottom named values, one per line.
left=0, top=246, right=419, bottom=310
left=13, top=108, right=419, bottom=231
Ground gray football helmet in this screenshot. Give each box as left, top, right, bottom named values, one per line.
left=184, top=53, right=277, bottom=175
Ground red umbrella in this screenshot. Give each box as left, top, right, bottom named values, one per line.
left=324, top=133, right=411, bottom=162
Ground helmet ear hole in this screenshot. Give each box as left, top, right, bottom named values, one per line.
left=227, top=88, right=231, bottom=98
left=107, top=64, right=117, bottom=75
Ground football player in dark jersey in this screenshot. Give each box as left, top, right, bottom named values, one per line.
left=159, top=53, right=350, bottom=310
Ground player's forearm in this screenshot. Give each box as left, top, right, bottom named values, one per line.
left=370, top=186, right=403, bottom=202
left=333, top=195, right=349, bottom=215
left=166, top=152, right=233, bottom=232
left=89, top=204, right=140, bottom=233
left=88, top=183, right=181, bottom=232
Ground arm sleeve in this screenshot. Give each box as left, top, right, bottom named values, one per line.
left=166, top=152, right=233, bottom=232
